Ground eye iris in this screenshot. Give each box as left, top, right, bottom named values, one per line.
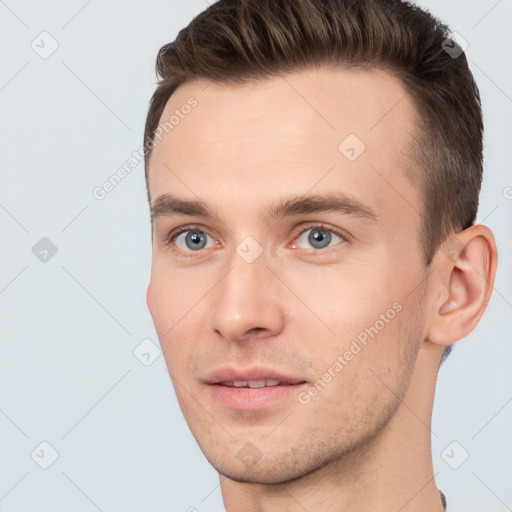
left=186, top=231, right=207, bottom=250
left=308, top=229, right=331, bottom=249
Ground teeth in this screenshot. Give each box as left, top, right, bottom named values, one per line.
left=221, top=379, right=283, bottom=388
left=248, top=380, right=266, bottom=388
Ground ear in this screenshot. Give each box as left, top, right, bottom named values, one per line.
left=426, top=224, right=498, bottom=347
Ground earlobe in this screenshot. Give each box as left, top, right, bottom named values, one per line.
left=426, top=224, right=497, bottom=347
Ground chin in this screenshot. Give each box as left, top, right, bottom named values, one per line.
left=214, top=464, right=304, bottom=485
left=201, top=443, right=340, bottom=486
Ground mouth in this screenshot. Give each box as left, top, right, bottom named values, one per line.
left=205, top=367, right=306, bottom=385
left=205, top=368, right=308, bottom=411
left=218, top=379, right=303, bottom=388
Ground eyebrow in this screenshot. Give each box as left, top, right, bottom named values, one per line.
left=150, top=192, right=378, bottom=223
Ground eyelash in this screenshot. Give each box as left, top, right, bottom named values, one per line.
left=165, top=223, right=347, bottom=256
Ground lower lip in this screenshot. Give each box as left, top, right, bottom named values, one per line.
left=207, top=383, right=307, bottom=411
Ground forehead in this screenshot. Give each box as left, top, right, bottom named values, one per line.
left=148, top=66, right=421, bottom=231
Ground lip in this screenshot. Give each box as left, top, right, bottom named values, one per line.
left=204, top=367, right=308, bottom=411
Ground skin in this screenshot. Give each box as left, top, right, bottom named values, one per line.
left=145, top=67, right=497, bottom=511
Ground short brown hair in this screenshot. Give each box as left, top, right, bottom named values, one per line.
left=144, top=0, right=483, bottom=268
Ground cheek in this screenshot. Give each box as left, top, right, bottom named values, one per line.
left=146, top=274, right=168, bottom=329
left=285, top=263, right=418, bottom=389
left=309, top=307, right=418, bottom=422
left=285, top=264, right=398, bottom=338
left=147, top=269, right=208, bottom=370
left=146, top=263, right=203, bottom=329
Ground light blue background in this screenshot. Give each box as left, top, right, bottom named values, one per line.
left=0, top=1, right=510, bottom=511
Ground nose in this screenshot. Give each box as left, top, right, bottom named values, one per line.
left=209, top=252, right=286, bottom=342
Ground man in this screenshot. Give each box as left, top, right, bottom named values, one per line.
left=144, top=0, right=497, bottom=510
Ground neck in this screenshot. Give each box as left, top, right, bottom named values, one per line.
left=220, top=342, right=445, bottom=512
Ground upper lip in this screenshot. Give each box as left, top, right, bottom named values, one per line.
left=205, top=367, right=306, bottom=385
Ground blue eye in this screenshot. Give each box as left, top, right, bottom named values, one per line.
left=174, top=230, right=214, bottom=251
left=295, top=227, right=344, bottom=250
left=168, top=225, right=344, bottom=254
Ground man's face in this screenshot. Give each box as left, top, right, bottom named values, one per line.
left=146, top=67, right=431, bottom=483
